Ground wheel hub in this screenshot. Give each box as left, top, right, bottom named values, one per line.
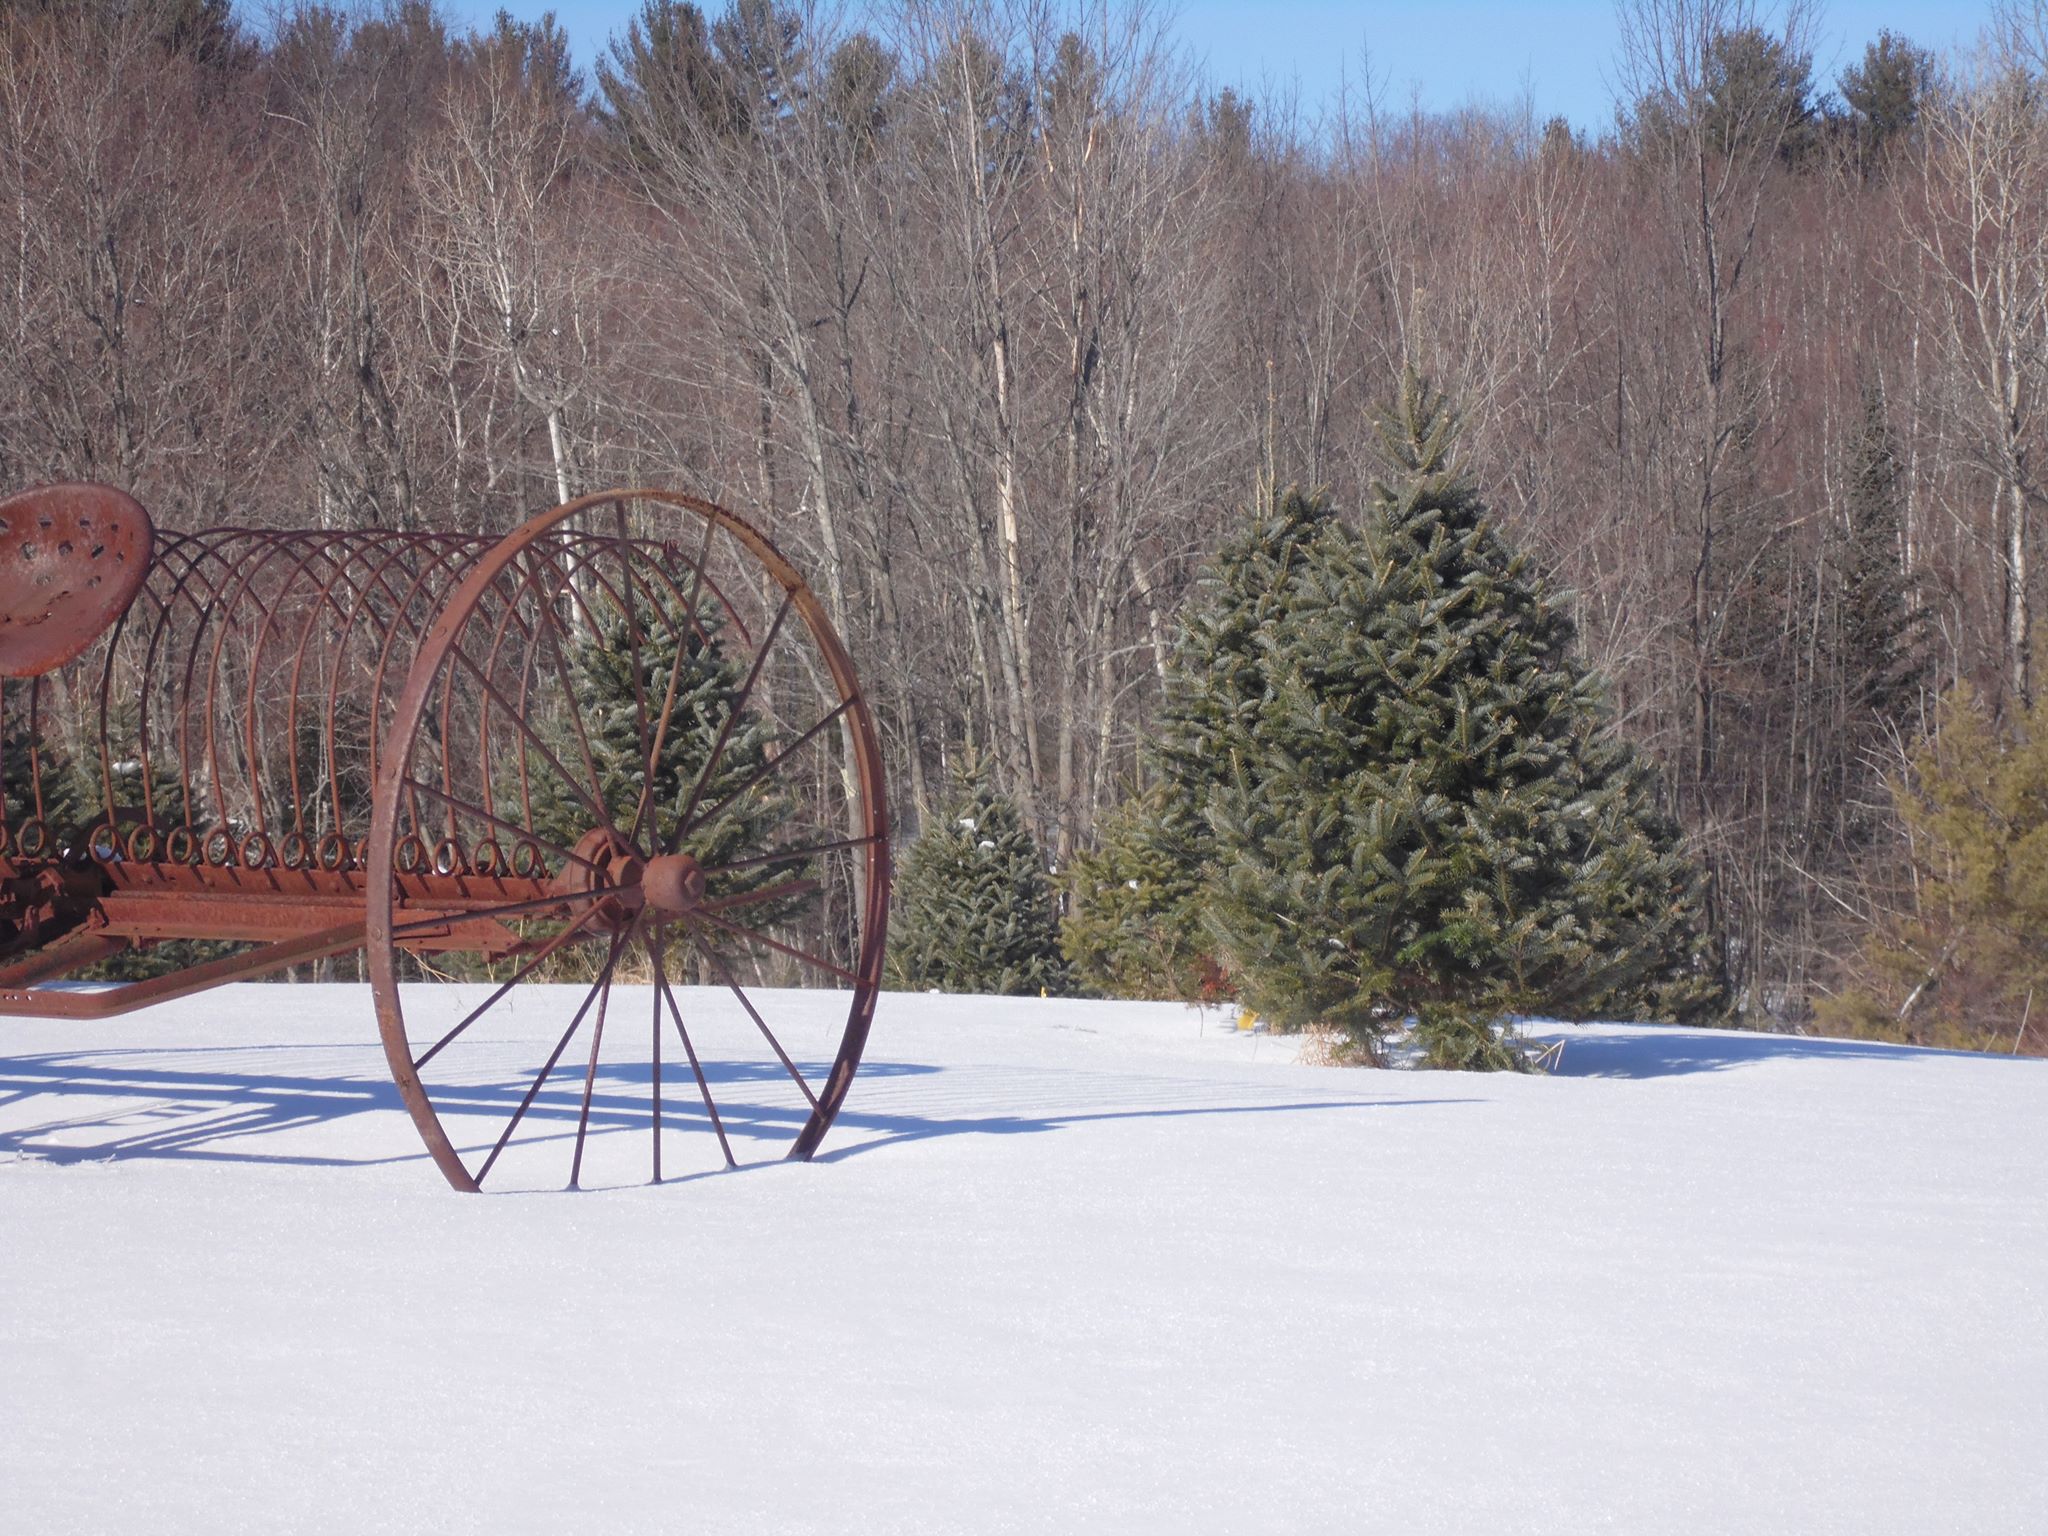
left=639, top=852, right=707, bottom=917
left=550, top=828, right=705, bottom=929
left=552, top=827, right=644, bottom=931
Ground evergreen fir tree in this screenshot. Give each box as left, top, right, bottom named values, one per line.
left=1063, top=489, right=1339, bottom=1005
left=889, top=753, right=1070, bottom=996
left=1060, top=782, right=1222, bottom=1001
left=1165, top=375, right=1723, bottom=1066
left=529, top=601, right=802, bottom=920
left=0, top=690, right=86, bottom=850
left=1143, top=480, right=1335, bottom=955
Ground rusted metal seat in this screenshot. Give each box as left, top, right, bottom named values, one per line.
left=0, top=483, right=154, bottom=679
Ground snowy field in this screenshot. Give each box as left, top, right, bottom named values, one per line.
left=3, top=985, right=2044, bottom=1534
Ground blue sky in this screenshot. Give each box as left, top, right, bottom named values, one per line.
left=464, top=2, right=1995, bottom=130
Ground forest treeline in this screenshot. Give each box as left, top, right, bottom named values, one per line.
left=4, top=0, right=2047, bottom=1030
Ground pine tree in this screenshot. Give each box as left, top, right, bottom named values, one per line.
left=1839, top=30, right=1932, bottom=172
left=1061, top=782, right=1222, bottom=1001
left=1701, top=27, right=1819, bottom=164
left=889, top=753, right=1070, bottom=996
left=1166, top=376, right=1722, bottom=1066
left=596, top=0, right=750, bottom=157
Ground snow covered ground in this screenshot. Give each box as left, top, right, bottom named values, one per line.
left=3, top=985, right=2044, bottom=1534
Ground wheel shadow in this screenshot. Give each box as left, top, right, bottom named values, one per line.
left=0, top=1047, right=928, bottom=1170
left=806, top=1097, right=1466, bottom=1163
left=0, top=1048, right=1466, bottom=1174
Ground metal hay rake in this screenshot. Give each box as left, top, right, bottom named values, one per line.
left=0, top=482, right=891, bottom=1191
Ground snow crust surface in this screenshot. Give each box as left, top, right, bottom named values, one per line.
left=3, top=985, right=2044, bottom=1533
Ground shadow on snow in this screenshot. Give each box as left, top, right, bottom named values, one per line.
left=0, top=1046, right=1454, bottom=1176
left=1521, top=1023, right=2020, bottom=1079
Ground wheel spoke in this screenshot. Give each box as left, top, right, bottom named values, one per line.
left=682, top=699, right=853, bottom=846
left=699, top=941, right=818, bottom=1109
left=569, top=954, right=618, bottom=1189
left=389, top=885, right=613, bottom=939
left=611, top=501, right=654, bottom=766
left=630, top=513, right=722, bottom=851
left=666, top=589, right=794, bottom=852
left=474, top=935, right=623, bottom=1188
left=705, top=831, right=881, bottom=876
left=698, top=876, right=821, bottom=915
left=688, top=907, right=865, bottom=987
left=652, top=932, right=736, bottom=1168
left=413, top=906, right=605, bottom=1070
left=604, top=503, right=663, bottom=869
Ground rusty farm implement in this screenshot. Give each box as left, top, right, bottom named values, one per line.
left=0, top=482, right=890, bottom=1191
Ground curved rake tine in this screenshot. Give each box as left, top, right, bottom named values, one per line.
left=443, top=639, right=613, bottom=830
left=523, top=556, right=612, bottom=813
left=569, top=950, right=619, bottom=1189
left=413, top=906, right=605, bottom=1070
left=700, top=941, right=818, bottom=1110
left=652, top=933, right=736, bottom=1169
left=474, top=935, right=624, bottom=1188
left=399, top=776, right=602, bottom=875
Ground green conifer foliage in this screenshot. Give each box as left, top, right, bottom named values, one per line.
left=889, top=755, right=1070, bottom=996
left=527, top=601, right=801, bottom=920
left=1164, top=375, right=1723, bottom=1065
left=1062, top=488, right=1337, bottom=1005
left=1839, top=30, right=1932, bottom=171
left=0, top=687, right=86, bottom=848
left=1820, top=685, right=2048, bottom=1053
left=0, top=682, right=230, bottom=982
left=1060, top=782, right=1221, bottom=1000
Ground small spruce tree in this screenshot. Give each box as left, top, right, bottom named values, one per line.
left=1162, top=375, right=1723, bottom=1067
left=1061, top=782, right=1223, bottom=1001
left=890, top=753, right=1071, bottom=996
left=530, top=601, right=802, bottom=919
left=1, top=705, right=85, bottom=849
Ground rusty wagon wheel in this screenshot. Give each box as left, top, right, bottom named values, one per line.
left=365, top=489, right=890, bottom=1193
